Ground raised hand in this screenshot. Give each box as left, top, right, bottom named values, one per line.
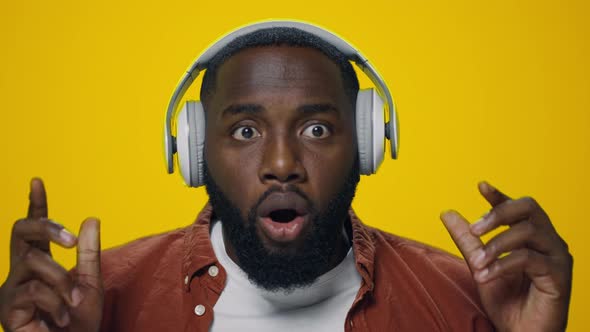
left=441, top=182, right=572, bottom=332
left=0, top=178, right=103, bottom=332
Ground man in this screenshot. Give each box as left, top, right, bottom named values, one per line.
left=0, top=25, right=572, bottom=331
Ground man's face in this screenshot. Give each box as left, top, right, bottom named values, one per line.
left=203, top=46, right=358, bottom=290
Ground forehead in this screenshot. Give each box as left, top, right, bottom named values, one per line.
left=209, top=46, right=349, bottom=109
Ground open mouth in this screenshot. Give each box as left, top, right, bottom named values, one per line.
left=268, top=209, right=299, bottom=223
left=256, top=192, right=311, bottom=243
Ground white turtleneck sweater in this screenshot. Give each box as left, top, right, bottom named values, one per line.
left=209, top=220, right=362, bottom=331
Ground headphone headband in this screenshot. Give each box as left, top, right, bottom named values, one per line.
left=165, top=20, right=399, bottom=174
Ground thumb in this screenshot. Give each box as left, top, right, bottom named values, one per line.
left=76, top=217, right=102, bottom=289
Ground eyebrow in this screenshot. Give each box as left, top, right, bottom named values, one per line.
left=221, top=104, right=264, bottom=117
left=221, top=103, right=340, bottom=118
left=297, top=103, right=339, bottom=115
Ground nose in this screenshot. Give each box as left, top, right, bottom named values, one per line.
left=258, top=135, right=306, bottom=185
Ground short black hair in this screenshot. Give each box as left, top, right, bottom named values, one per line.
left=199, top=27, right=360, bottom=108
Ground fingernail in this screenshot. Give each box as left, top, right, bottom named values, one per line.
left=71, top=287, right=84, bottom=307
left=59, top=228, right=76, bottom=245
left=439, top=210, right=455, bottom=225
left=472, top=249, right=486, bottom=269
left=471, top=213, right=490, bottom=235
left=440, top=210, right=453, bottom=217
left=471, top=221, right=485, bottom=235
left=475, top=268, right=489, bottom=282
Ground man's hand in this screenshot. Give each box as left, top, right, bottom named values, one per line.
left=0, top=178, right=103, bottom=332
left=440, top=181, right=572, bottom=332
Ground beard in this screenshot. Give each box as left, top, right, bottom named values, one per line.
left=203, top=158, right=360, bottom=292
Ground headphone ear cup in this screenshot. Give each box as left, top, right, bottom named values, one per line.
left=356, top=89, right=385, bottom=175
left=176, top=101, right=206, bottom=187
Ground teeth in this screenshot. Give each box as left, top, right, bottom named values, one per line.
left=269, top=209, right=297, bottom=223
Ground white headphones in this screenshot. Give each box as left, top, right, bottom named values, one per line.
left=164, top=20, right=399, bottom=187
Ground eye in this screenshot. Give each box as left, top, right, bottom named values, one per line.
left=231, top=126, right=261, bottom=141
left=302, top=124, right=331, bottom=139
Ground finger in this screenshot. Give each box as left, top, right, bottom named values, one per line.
left=25, top=178, right=51, bottom=254
left=473, top=248, right=551, bottom=284
left=12, top=219, right=77, bottom=248
left=11, top=218, right=77, bottom=263
left=471, top=196, right=541, bottom=236
left=472, top=221, right=554, bottom=270
left=440, top=210, right=484, bottom=272
left=76, top=218, right=101, bottom=289
left=6, top=248, right=81, bottom=307
left=27, top=178, right=48, bottom=219
left=10, top=280, right=71, bottom=328
left=478, top=181, right=512, bottom=207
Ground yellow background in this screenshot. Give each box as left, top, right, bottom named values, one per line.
left=1, top=0, right=588, bottom=330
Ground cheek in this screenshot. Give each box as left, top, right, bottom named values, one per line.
left=302, top=139, right=357, bottom=209
left=205, top=140, right=263, bottom=213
